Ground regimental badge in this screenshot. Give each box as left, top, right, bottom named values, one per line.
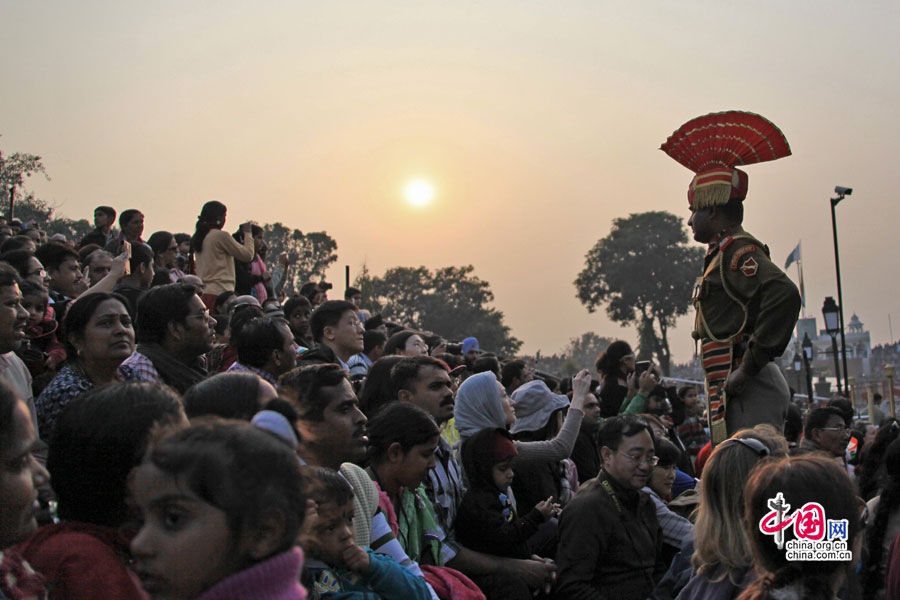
left=730, top=245, right=758, bottom=270
left=740, top=256, right=759, bottom=277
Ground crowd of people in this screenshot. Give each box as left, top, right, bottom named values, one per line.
left=0, top=201, right=897, bottom=600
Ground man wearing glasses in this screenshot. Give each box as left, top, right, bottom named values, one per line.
left=122, top=283, right=215, bottom=393
left=297, top=300, right=365, bottom=374
left=796, top=406, right=851, bottom=460
left=556, top=415, right=666, bottom=599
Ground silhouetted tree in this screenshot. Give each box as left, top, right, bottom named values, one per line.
left=355, top=264, right=522, bottom=355
left=574, top=211, right=703, bottom=374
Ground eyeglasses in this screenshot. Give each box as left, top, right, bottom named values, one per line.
left=617, top=452, right=659, bottom=466
left=185, top=309, right=211, bottom=321
left=819, top=426, right=850, bottom=433
left=27, top=269, right=47, bottom=278
left=166, top=246, right=178, bottom=252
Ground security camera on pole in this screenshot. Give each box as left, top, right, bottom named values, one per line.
left=830, top=186, right=852, bottom=397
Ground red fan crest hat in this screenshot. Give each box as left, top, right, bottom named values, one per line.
left=660, top=110, right=791, bottom=209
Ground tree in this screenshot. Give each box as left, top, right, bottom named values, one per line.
left=45, top=217, right=94, bottom=241
left=574, top=211, right=704, bottom=375
left=565, top=332, right=613, bottom=377
left=0, top=143, right=48, bottom=221
left=534, top=332, right=614, bottom=378
left=355, top=264, right=522, bottom=355
left=262, top=223, right=338, bottom=293
left=1, top=142, right=94, bottom=242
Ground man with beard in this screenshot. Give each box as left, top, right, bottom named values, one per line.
left=121, top=283, right=215, bottom=393
left=462, top=337, right=480, bottom=371
left=556, top=415, right=665, bottom=599
left=392, top=355, right=558, bottom=600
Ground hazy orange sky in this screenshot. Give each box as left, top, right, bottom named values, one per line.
left=2, top=2, right=898, bottom=364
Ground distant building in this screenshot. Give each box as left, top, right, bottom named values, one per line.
left=782, top=314, right=873, bottom=392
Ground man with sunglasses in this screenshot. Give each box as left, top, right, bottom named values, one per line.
left=557, top=415, right=666, bottom=599
left=121, top=283, right=215, bottom=393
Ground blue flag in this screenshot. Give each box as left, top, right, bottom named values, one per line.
left=784, top=242, right=801, bottom=269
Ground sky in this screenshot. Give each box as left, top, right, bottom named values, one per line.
left=2, top=1, right=899, bottom=364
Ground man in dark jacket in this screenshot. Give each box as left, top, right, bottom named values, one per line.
left=556, top=415, right=665, bottom=599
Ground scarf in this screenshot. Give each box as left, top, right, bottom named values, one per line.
left=454, top=372, right=507, bottom=441
left=135, top=342, right=207, bottom=393
left=250, top=255, right=268, bottom=303
left=396, top=485, right=443, bottom=567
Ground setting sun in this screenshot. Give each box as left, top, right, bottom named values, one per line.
left=404, top=179, right=435, bottom=207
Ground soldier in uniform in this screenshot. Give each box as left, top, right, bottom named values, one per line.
left=661, top=111, right=801, bottom=444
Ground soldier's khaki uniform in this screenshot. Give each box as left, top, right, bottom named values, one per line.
left=660, top=110, right=796, bottom=443
left=693, top=227, right=801, bottom=441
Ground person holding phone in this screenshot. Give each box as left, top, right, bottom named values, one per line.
left=618, top=361, right=663, bottom=416
left=594, top=340, right=662, bottom=419
left=189, top=201, right=254, bottom=312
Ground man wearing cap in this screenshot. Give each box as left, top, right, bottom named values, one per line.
left=661, top=111, right=801, bottom=444
left=462, top=336, right=480, bottom=370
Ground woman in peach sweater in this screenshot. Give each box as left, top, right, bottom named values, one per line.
left=190, top=201, right=255, bottom=311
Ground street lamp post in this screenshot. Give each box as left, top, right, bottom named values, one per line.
left=887, top=364, right=896, bottom=418
left=830, top=186, right=852, bottom=397
left=823, top=296, right=844, bottom=395
left=802, top=333, right=814, bottom=407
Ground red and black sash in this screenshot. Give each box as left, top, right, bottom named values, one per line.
left=702, top=335, right=743, bottom=445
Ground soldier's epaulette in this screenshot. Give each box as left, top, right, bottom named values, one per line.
left=730, top=245, right=759, bottom=270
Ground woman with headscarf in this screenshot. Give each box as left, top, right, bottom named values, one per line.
left=454, top=369, right=590, bottom=467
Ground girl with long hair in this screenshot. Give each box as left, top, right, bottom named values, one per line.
left=594, top=340, right=635, bottom=417
left=676, top=428, right=786, bottom=600
left=189, top=201, right=254, bottom=311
